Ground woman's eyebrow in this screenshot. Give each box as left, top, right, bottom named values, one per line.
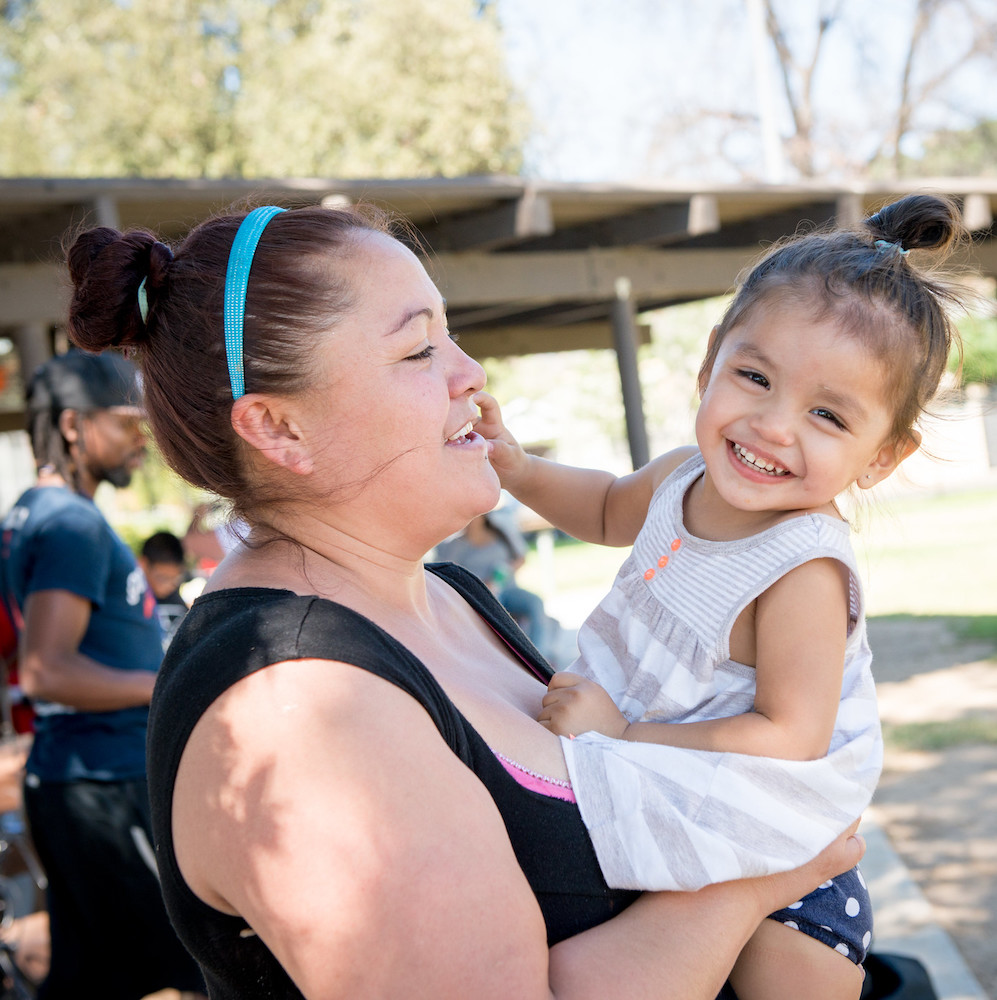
left=386, top=299, right=446, bottom=337
left=386, top=307, right=433, bottom=337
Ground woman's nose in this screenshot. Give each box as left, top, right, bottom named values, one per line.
left=448, top=339, right=487, bottom=396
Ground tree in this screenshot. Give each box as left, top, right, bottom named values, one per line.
left=897, top=119, right=997, bottom=178
left=755, top=0, right=997, bottom=180
left=500, top=0, right=997, bottom=184
left=0, top=0, right=527, bottom=178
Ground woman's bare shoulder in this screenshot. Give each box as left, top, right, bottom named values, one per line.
left=172, top=658, right=552, bottom=999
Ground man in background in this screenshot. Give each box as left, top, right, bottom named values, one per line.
left=0, top=350, right=203, bottom=999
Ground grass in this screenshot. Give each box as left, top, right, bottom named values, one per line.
left=849, top=488, right=997, bottom=618
left=519, top=485, right=997, bottom=629
left=883, top=717, right=997, bottom=752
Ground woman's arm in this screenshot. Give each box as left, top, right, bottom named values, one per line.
left=541, top=559, right=849, bottom=761
left=475, top=391, right=690, bottom=546
left=173, top=657, right=863, bottom=1000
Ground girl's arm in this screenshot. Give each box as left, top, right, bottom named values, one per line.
left=475, top=391, right=691, bottom=546
left=173, top=656, right=863, bottom=1000
left=541, top=558, right=850, bottom=762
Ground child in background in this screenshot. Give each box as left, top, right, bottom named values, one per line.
left=138, top=530, right=189, bottom=651
left=477, top=193, right=967, bottom=1000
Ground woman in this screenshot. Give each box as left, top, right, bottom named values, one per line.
left=65, top=204, right=863, bottom=999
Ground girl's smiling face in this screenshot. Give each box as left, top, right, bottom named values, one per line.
left=695, top=295, right=909, bottom=518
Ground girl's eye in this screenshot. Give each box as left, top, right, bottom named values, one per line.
left=737, top=368, right=769, bottom=389
left=405, top=344, right=436, bottom=362
left=812, top=407, right=846, bottom=430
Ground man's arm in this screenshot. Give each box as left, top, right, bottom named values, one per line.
left=19, top=589, right=156, bottom=711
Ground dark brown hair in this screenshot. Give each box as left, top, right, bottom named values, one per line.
left=66, top=204, right=394, bottom=522
left=698, top=193, right=969, bottom=449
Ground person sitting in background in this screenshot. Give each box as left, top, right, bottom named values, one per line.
left=435, top=506, right=551, bottom=654
left=138, top=530, right=189, bottom=651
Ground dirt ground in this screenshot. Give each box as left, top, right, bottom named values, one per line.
left=867, top=616, right=997, bottom=1000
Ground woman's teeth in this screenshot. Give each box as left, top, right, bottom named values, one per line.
left=448, top=421, right=474, bottom=442
left=733, top=443, right=788, bottom=476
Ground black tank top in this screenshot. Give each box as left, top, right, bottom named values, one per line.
left=147, top=562, right=639, bottom=999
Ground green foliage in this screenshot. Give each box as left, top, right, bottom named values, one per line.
left=0, top=0, right=528, bottom=178
left=904, top=120, right=997, bottom=178
left=953, top=313, right=997, bottom=385
left=883, top=717, right=997, bottom=752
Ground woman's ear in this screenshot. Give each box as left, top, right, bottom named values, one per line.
left=857, top=430, right=921, bottom=490
left=230, top=395, right=314, bottom=476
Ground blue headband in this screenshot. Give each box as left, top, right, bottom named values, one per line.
left=223, top=205, right=287, bottom=400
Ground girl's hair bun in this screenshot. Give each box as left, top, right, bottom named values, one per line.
left=865, top=193, right=964, bottom=255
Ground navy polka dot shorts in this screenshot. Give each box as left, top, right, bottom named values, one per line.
left=767, top=864, right=872, bottom=965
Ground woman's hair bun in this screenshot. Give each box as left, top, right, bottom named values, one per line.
left=66, top=226, right=171, bottom=352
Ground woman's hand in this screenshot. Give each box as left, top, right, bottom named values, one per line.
left=538, top=672, right=630, bottom=740
left=757, top=820, right=867, bottom=915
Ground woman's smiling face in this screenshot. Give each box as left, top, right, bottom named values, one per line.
left=298, top=231, right=499, bottom=554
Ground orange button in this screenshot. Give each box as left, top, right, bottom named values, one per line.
left=658, top=556, right=669, bottom=568
left=644, top=568, right=655, bottom=581
left=671, top=538, right=682, bottom=551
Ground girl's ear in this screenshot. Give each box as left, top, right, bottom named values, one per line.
left=698, top=327, right=720, bottom=397
left=857, top=431, right=921, bottom=490
left=230, top=395, right=314, bottom=476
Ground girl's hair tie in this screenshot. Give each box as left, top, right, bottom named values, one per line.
left=874, top=238, right=909, bottom=257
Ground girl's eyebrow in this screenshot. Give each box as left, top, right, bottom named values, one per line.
left=729, top=342, right=771, bottom=367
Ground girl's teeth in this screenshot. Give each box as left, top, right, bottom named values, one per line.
left=734, top=444, right=786, bottom=476
left=448, top=422, right=474, bottom=442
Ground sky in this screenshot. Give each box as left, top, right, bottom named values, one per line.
left=493, top=0, right=997, bottom=184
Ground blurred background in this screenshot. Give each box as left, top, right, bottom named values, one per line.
left=1, top=2, right=997, bottom=994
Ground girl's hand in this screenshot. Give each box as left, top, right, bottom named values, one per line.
left=473, top=392, right=531, bottom=487
left=538, top=672, right=630, bottom=740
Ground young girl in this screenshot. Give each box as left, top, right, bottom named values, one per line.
left=476, top=193, right=967, bottom=1000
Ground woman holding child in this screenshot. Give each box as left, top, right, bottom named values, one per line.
left=63, top=202, right=866, bottom=998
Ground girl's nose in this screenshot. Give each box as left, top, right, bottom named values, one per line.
left=749, top=404, right=795, bottom=446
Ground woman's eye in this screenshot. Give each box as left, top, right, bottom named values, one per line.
left=812, top=407, right=845, bottom=429
left=405, top=344, right=436, bottom=361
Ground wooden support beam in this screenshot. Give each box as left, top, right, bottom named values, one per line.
left=420, top=189, right=554, bottom=252
left=963, top=193, right=994, bottom=234
left=679, top=200, right=839, bottom=249
left=0, top=263, right=67, bottom=325
left=457, top=321, right=652, bottom=359
left=515, top=194, right=720, bottom=251
left=610, top=278, right=650, bottom=470
left=427, top=247, right=747, bottom=306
